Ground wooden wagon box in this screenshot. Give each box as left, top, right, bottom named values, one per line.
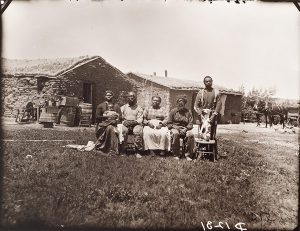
left=60, top=97, right=80, bottom=107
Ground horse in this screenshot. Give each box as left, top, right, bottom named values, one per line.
left=265, top=101, right=288, bottom=128
left=253, top=99, right=288, bottom=128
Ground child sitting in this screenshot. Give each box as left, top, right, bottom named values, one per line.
left=103, top=104, right=119, bottom=122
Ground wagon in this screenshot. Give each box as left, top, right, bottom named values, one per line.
left=287, top=112, right=299, bottom=127
left=287, top=106, right=299, bottom=127
left=38, top=106, right=59, bottom=128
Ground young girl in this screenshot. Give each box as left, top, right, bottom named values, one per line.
left=103, top=103, right=119, bottom=122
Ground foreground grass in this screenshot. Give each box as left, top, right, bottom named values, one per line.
left=1, top=125, right=298, bottom=230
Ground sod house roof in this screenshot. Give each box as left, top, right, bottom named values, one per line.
left=128, top=72, right=242, bottom=96
left=2, top=56, right=106, bottom=78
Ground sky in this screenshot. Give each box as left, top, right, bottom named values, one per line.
left=2, top=0, right=300, bottom=99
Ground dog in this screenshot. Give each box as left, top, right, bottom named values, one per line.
left=199, top=109, right=212, bottom=141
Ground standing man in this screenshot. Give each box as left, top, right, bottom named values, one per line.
left=94, top=90, right=121, bottom=154
left=194, top=76, right=222, bottom=140
left=167, top=95, right=195, bottom=161
left=120, top=91, right=144, bottom=158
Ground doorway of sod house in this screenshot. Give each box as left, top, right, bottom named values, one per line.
left=82, top=82, right=92, bottom=103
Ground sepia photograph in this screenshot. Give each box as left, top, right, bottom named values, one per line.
left=1, top=0, right=299, bottom=230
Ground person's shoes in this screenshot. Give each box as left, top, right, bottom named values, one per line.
left=186, top=157, right=193, bottom=161
left=159, top=150, right=165, bottom=156
left=108, top=150, right=118, bottom=155
left=174, top=156, right=180, bottom=160
left=219, top=152, right=228, bottom=158
left=136, top=153, right=142, bottom=159
left=149, top=150, right=156, bottom=157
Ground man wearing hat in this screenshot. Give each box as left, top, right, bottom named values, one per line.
left=167, top=94, right=195, bottom=161
left=95, top=90, right=122, bottom=154
left=194, top=76, right=222, bottom=140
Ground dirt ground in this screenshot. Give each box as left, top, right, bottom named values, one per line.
left=218, top=123, right=299, bottom=230
left=1, top=118, right=299, bottom=229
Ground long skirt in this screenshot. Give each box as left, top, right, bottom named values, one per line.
left=95, top=124, right=119, bottom=154
left=143, top=126, right=170, bottom=151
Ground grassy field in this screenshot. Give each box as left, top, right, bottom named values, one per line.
left=1, top=122, right=298, bottom=230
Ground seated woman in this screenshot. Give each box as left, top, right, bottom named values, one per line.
left=95, top=91, right=121, bottom=155
left=167, top=95, right=195, bottom=161
left=143, top=96, right=170, bottom=156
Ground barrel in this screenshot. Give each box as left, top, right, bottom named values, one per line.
left=60, top=97, right=80, bottom=107
left=60, top=106, right=76, bottom=126
left=79, top=103, right=93, bottom=115
left=39, top=108, right=56, bottom=123
left=78, top=103, right=92, bottom=127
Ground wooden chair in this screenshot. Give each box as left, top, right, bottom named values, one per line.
left=121, top=128, right=143, bottom=155
left=179, top=135, right=187, bottom=158
left=125, top=133, right=137, bottom=154
left=195, top=119, right=218, bottom=162
left=195, top=139, right=218, bottom=162
left=79, top=114, right=92, bottom=127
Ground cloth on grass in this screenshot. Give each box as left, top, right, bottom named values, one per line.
left=64, top=141, right=95, bottom=151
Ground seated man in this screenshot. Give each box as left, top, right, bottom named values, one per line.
left=143, top=96, right=170, bottom=156
left=120, top=91, right=144, bottom=158
left=167, top=95, right=195, bottom=161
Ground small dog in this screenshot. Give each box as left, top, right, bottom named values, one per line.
left=199, top=109, right=212, bottom=141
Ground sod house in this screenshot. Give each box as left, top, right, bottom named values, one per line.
left=2, top=56, right=137, bottom=119
left=127, top=72, right=243, bottom=124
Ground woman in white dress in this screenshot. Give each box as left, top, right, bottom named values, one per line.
left=143, top=96, right=170, bottom=156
